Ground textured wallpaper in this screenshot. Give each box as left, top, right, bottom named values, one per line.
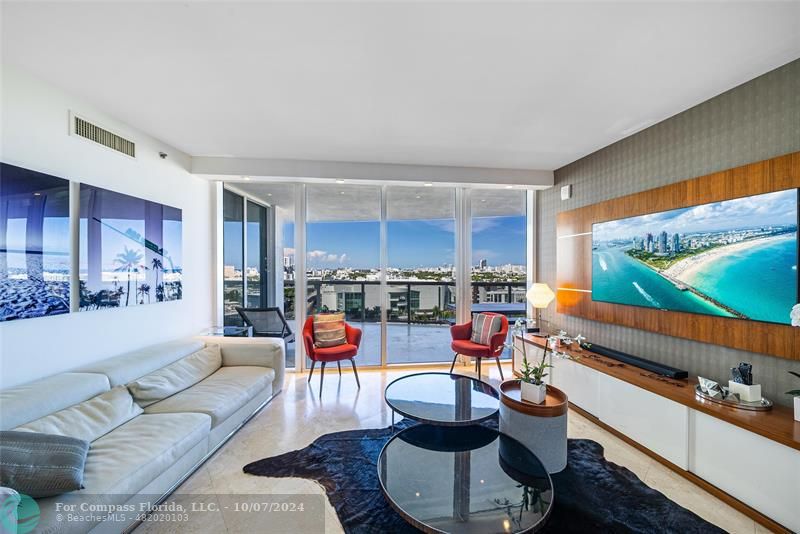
left=537, top=58, right=800, bottom=407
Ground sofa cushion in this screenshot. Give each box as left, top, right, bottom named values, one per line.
left=127, top=344, right=222, bottom=407
left=0, top=373, right=110, bottom=431
left=79, top=413, right=210, bottom=496
left=14, top=386, right=142, bottom=443
left=144, top=366, right=274, bottom=427
left=0, top=431, right=90, bottom=498
left=76, top=338, right=206, bottom=387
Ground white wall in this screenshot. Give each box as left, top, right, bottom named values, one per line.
left=0, top=65, right=214, bottom=388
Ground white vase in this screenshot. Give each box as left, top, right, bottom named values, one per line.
left=794, top=396, right=800, bottom=423
left=521, top=381, right=547, bottom=404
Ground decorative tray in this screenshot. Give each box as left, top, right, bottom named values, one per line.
left=694, top=385, right=773, bottom=411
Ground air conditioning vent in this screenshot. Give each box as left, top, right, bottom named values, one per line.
left=74, top=116, right=136, bottom=157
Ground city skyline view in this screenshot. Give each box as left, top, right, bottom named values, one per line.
left=593, top=189, right=797, bottom=243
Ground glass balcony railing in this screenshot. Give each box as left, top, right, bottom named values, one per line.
left=282, top=280, right=525, bottom=368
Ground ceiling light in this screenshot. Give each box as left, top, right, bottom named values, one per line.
left=33, top=192, right=41, bottom=196
left=340, top=191, right=345, bottom=195
left=424, top=183, right=432, bottom=187
left=415, top=195, right=421, bottom=199
left=505, top=185, right=513, bottom=189
left=267, top=193, right=273, bottom=197
left=336, top=179, right=345, bottom=184
left=242, top=176, right=250, bottom=181
left=481, top=199, right=487, bottom=202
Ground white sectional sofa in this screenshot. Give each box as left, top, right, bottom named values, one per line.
left=0, top=336, right=284, bottom=534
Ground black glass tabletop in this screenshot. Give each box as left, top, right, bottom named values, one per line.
left=384, top=372, right=500, bottom=426
left=378, top=424, right=553, bottom=534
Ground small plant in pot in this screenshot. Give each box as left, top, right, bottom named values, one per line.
left=519, top=352, right=552, bottom=404
left=788, top=371, right=800, bottom=423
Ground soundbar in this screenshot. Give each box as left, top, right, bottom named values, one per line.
left=580, top=343, right=689, bottom=379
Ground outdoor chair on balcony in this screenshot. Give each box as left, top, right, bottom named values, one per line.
left=236, top=306, right=295, bottom=343
left=449, top=312, right=507, bottom=379
left=303, top=314, right=362, bottom=395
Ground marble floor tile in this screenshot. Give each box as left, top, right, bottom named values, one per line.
left=135, top=364, right=768, bottom=533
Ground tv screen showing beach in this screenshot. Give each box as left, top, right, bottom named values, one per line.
left=591, top=189, right=799, bottom=325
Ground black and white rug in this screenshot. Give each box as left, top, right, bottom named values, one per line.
left=243, top=418, right=725, bottom=533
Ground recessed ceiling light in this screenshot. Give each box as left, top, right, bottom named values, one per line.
left=340, top=191, right=345, bottom=195
left=481, top=199, right=487, bottom=202
left=267, top=193, right=273, bottom=197
left=336, top=179, right=345, bottom=184
left=415, top=195, right=421, bottom=199
left=424, top=183, right=432, bottom=187
left=505, top=185, right=513, bottom=189
left=242, top=176, right=250, bottom=181
left=33, top=192, right=41, bottom=196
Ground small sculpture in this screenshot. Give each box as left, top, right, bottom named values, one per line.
left=731, top=363, right=753, bottom=385
left=574, top=334, right=586, bottom=351
left=698, top=377, right=723, bottom=398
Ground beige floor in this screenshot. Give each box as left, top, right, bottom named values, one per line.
left=135, top=364, right=765, bottom=534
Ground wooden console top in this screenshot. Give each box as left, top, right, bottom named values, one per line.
left=517, top=334, right=800, bottom=451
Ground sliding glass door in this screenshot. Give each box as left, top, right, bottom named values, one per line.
left=386, top=186, right=456, bottom=364
left=470, top=189, right=527, bottom=358
left=223, top=190, right=244, bottom=326
left=305, top=184, right=382, bottom=366
left=222, top=189, right=271, bottom=326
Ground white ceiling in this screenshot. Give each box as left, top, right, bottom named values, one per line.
left=2, top=2, right=799, bottom=171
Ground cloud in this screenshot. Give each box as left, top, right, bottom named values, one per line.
left=307, top=249, right=347, bottom=264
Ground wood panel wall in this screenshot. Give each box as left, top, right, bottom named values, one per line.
left=556, top=151, right=800, bottom=361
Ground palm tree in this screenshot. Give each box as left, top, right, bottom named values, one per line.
left=114, top=247, right=143, bottom=306
left=151, top=258, right=164, bottom=301
left=139, top=284, right=151, bottom=304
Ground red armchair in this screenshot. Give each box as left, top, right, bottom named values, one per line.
left=303, top=316, right=362, bottom=394
left=449, top=312, right=508, bottom=379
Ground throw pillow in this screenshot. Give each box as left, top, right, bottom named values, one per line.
left=313, top=313, right=346, bottom=348
left=127, top=344, right=222, bottom=407
left=470, top=313, right=503, bottom=345
left=14, top=386, right=142, bottom=443
left=0, top=431, right=90, bottom=498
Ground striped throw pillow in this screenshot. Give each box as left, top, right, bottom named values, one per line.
left=313, top=313, right=347, bottom=348
left=470, top=313, right=502, bottom=346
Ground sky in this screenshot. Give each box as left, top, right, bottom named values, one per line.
left=302, top=216, right=526, bottom=269
left=593, top=189, right=798, bottom=242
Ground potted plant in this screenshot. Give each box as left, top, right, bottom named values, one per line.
left=519, top=351, right=552, bottom=404
left=788, top=371, right=800, bottom=423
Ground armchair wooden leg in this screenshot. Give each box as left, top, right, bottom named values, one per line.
left=308, top=360, right=316, bottom=383
left=495, top=356, right=504, bottom=380
left=319, top=362, right=326, bottom=396
left=449, top=353, right=459, bottom=374
left=476, top=358, right=482, bottom=378
left=349, top=359, right=361, bottom=388
left=337, top=361, right=341, bottom=376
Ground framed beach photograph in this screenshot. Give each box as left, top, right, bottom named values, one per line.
left=79, top=184, right=182, bottom=311
left=591, top=188, right=799, bottom=325
left=0, top=163, right=71, bottom=321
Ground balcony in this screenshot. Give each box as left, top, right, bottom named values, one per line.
left=283, top=280, right=525, bottom=368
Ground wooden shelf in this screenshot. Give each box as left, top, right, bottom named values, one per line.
left=516, top=334, right=800, bottom=452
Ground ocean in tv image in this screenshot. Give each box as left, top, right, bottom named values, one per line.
left=79, top=184, right=182, bottom=311
left=592, top=189, right=798, bottom=325
left=0, top=163, right=71, bottom=321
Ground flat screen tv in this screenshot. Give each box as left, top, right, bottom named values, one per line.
left=591, top=188, right=799, bottom=325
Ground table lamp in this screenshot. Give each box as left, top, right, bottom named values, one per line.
left=526, top=283, right=555, bottom=333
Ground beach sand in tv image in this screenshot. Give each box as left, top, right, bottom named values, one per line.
left=591, top=188, right=798, bottom=325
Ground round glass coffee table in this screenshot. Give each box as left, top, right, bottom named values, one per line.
left=384, top=372, right=500, bottom=429
left=378, top=423, right=553, bottom=533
